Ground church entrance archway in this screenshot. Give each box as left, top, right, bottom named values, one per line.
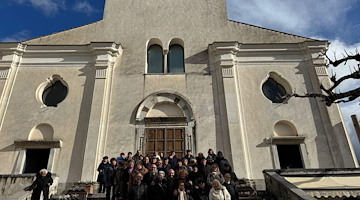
left=135, top=92, right=195, bottom=157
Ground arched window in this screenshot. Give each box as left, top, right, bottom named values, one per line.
left=168, top=44, right=184, bottom=73
left=147, top=45, right=164, bottom=73
left=42, top=80, right=68, bottom=107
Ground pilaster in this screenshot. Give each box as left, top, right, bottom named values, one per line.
left=209, top=42, right=251, bottom=178
left=0, top=43, right=26, bottom=131
left=299, top=41, right=357, bottom=168
left=80, top=43, right=122, bottom=181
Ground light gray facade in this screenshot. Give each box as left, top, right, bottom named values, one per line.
left=0, top=0, right=356, bottom=190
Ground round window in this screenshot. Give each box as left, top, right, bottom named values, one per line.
left=262, top=78, right=287, bottom=103
left=36, top=75, right=68, bottom=107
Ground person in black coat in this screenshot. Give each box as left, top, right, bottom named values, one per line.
left=215, top=151, right=230, bottom=174
left=148, top=171, right=168, bottom=200
left=167, top=169, right=177, bottom=199
left=197, top=159, right=210, bottom=183
left=168, top=151, right=178, bottom=168
left=143, top=164, right=158, bottom=186
left=127, top=173, right=148, bottom=200
left=113, top=161, right=129, bottom=200
left=193, top=179, right=209, bottom=200
left=223, top=173, right=238, bottom=200
left=103, top=158, right=116, bottom=200
left=25, top=169, right=53, bottom=200
left=222, top=163, right=238, bottom=183
left=97, top=156, right=109, bottom=193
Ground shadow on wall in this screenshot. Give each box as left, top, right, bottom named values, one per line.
left=66, top=64, right=96, bottom=183
left=294, top=62, right=338, bottom=168
left=256, top=139, right=276, bottom=169
left=185, top=50, right=210, bottom=75
left=333, top=121, right=355, bottom=168
left=0, top=144, right=15, bottom=152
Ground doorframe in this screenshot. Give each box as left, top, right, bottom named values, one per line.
left=134, top=92, right=195, bottom=154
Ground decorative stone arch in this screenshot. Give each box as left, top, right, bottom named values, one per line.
left=14, top=123, right=61, bottom=174
left=135, top=92, right=195, bottom=155
left=28, top=123, right=54, bottom=141
left=136, top=92, right=193, bottom=122
left=266, top=120, right=310, bottom=169
left=273, top=120, right=298, bottom=137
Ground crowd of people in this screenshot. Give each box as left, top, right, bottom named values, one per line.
left=97, top=149, right=239, bottom=200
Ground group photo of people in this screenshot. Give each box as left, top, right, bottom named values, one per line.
left=97, top=149, right=239, bottom=200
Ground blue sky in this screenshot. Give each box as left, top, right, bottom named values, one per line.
left=1, top=0, right=360, bottom=161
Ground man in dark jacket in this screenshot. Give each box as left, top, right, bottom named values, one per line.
left=143, top=164, right=158, bottom=186
left=215, top=151, right=230, bottom=174
left=183, top=149, right=195, bottom=162
left=148, top=171, right=168, bottom=200
left=193, top=179, right=209, bottom=200
left=127, top=173, right=148, bottom=200
left=168, top=151, right=178, bottom=168
left=97, top=156, right=109, bottom=193
left=222, top=163, right=238, bottom=182
left=223, top=173, right=238, bottom=200
left=26, top=169, right=53, bottom=200
left=104, top=158, right=116, bottom=200
left=166, top=169, right=176, bottom=198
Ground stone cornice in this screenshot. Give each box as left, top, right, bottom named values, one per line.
left=266, top=136, right=306, bottom=144
left=7, top=42, right=122, bottom=68
left=14, top=140, right=62, bottom=149
left=0, top=43, right=26, bottom=69
left=209, top=41, right=328, bottom=65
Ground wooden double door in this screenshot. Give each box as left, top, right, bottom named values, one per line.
left=145, top=128, right=185, bottom=158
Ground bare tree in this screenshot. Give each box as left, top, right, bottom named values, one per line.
left=289, top=51, right=360, bottom=106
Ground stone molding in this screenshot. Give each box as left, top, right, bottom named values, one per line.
left=209, top=41, right=328, bottom=65
left=315, top=66, right=328, bottom=76
left=267, top=136, right=306, bottom=144
left=14, top=140, right=62, bottom=149
left=135, top=92, right=194, bottom=122
left=8, top=42, right=122, bottom=68
left=0, top=68, right=9, bottom=79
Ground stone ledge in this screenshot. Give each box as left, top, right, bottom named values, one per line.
left=14, top=140, right=62, bottom=149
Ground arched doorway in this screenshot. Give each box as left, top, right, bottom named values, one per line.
left=135, top=92, right=195, bottom=158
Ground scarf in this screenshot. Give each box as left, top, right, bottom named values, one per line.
left=177, top=189, right=188, bottom=200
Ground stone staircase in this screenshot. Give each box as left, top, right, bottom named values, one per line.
left=51, top=180, right=272, bottom=200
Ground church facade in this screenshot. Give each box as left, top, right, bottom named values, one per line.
left=0, top=0, right=357, bottom=190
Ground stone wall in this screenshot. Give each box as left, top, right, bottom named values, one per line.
left=0, top=174, right=35, bottom=199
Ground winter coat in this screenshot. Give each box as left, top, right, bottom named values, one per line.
left=193, top=187, right=209, bottom=200
left=129, top=168, right=148, bottom=189
left=148, top=178, right=168, bottom=200
left=103, top=163, right=114, bottom=187
left=198, top=164, right=211, bottom=181
left=207, top=172, right=224, bottom=187
left=169, top=156, right=178, bottom=168
left=215, top=158, right=230, bottom=174
left=167, top=177, right=177, bottom=198
left=208, top=186, right=231, bottom=200
left=127, top=183, right=148, bottom=200
left=143, top=171, right=158, bottom=186
left=223, top=182, right=238, bottom=200
left=97, top=162, right=108, bottom=182
left=28, top=172, right=53, bottom=200
left=113, top=167, right=129, bottom=198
